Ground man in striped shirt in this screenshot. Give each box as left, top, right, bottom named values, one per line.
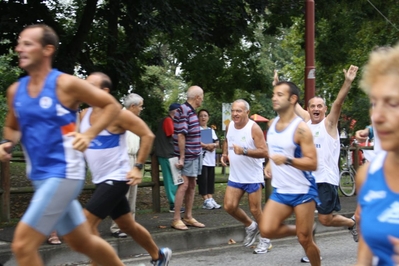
left=171, top=86, right=205, bottom=230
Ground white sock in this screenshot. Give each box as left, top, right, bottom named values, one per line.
left=247, top=221, right=257, bottom=230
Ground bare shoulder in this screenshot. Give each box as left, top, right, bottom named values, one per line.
left=57, top=73, right=81, bottom=90
left=7, top=82, right=19, bottom=95
left=296, top=121, right=311, bottom=135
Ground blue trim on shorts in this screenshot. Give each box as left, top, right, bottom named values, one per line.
left=227, top=180, right=264, bottom=194
left=270, top=187, right=320, bottom=207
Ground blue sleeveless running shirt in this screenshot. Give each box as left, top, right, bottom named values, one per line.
left=13, top=69, right=85, bottom=180
left=359, top=151, right=399, bottom=266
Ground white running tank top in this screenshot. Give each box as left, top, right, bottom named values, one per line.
left=80, top=108, right=131, bottom=184
left=267, top=116, right=315, bottom=194
left=307, top=118, right=340, bottom=185
left=226, top=120, right=264, bottom=183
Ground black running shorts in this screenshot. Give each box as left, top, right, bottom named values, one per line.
left=85, top=180, right=130, bottom=220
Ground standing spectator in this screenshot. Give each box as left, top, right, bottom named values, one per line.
left=109, top=92, right=144, bottom=238
left=0, top=24, right=123, bottom=266
left=198, top=109, right=221, bottom=209
left=154, top=103, right=182, bottom=213
left=260, top=81, right=320, bottom=265
left=82, top=72, right=172, bottom=266
left=220, top=99, right=272, bottom=254
left=354, top=43, right=399, bottom=266
left=171, top=86, right=205, bottom=230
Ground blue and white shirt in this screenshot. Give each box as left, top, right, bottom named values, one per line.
left=81, top=108, right=130, bottom=184
left=359, top=151, right=399, bottom=266
left=14, top=69, right=85, bottom=180
left=267, top=116, right=317, bottom=195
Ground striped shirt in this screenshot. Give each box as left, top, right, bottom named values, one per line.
left=173, top=102, right=201, bottom=160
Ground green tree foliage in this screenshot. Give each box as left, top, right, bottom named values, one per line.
left=0, top=49, right=22, bottom=136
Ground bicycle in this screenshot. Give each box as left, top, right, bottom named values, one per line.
left=339, top=140, right=358, bottom=197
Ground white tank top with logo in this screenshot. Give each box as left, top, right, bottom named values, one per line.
left=268, top=116, right=315, bottom=194
left=226, top=120, right=264, bottom=183
left=307, top=118, right=340, bottom=185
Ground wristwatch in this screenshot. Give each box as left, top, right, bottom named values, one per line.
left=134, top=163, right=144, bottom=170
left=243, top=147, right=248, bottom=156
left=284, top=157, right=293, bottom=166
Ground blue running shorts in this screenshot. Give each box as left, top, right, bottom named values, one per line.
left=227, top=180, right=264, bottom=194
left=270, top=189, right=319, bottom=207
left=21, top=178, right=85, bottom=236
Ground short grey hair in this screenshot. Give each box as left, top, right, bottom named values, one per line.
left=123, top=93, right=143, bottom=108
left=234, top=99, right=250, bottom=111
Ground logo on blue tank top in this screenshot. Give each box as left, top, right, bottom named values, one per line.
left=39, top=96, right=53, bottom=109
left=378, top=201, right=399, bottom=224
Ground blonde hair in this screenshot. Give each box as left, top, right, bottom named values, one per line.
left=360, top=45, right=399, bottom=94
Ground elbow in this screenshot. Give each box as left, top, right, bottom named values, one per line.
left=310, top=161, right=317, bottom=171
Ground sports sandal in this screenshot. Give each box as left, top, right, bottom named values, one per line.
left=47, top=235, right=62, bottom=245
left=182, top=218, right=205, bottom=228
left=171, top=219, right=188, bottom=230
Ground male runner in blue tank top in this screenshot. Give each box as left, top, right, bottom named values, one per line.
left=355, top=44, right=399, bottom=266
left=260, top=81, right=321, bottom=266
left=0, top=24, right=123, bottom=266
left=81, top=72, right=172, bottom=266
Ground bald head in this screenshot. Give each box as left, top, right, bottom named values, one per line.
left=186, top=85, right=204, bottom=109
left=187, top=86, right=203, bottom=99
left=88, top=72, right=113, bottom=91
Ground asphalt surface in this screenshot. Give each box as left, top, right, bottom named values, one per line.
left=0, top=195, right=357, bottom=265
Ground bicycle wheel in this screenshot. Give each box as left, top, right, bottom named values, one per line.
left=339, top=170, right=355, bottom=197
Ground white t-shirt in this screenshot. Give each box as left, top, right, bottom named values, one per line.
left=201, top=127, right=218, bottom=167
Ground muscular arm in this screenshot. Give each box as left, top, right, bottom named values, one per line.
left=0, top=83, right=21, bottom=161
left=3, top=83, right=21, bottom=144
left=292, top=122, right=317, bottom=171
left=117, top=110, right=155, bottom=164
left=232, top=123, right=267, bottom=158
left=326, top=65, right=358, bottom=136
left=59, top=75, right=121, bottom=141
left=295, top=103, right=310, bottom=122
left=354, top=163, right=374, bottom=265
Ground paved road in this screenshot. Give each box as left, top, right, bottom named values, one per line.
left=75, top=229, right=358, bottom=266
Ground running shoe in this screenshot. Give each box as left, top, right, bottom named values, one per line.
left=151, top=247, right=172, bottom=266
left=300, top=256, right=322, bottom=263
left=253, top=238, right=272, bottom=254
left=202, top=199, right=214, bottom=210
left=210, top=198, right=222, bottom=209
left=348, top=215, right=358, bottom=242
left=243, top=222, right=260, bottom=247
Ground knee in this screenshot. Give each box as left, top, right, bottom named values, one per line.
left=249, top=207, right=262, bottom=220
left=11, top=240, right=30, bottom=257
left=65, top=237, right=91, bottom=254
left=177, top=183, right=189, bottom=192
left=223, top=202, right=237, bottom=214
left=318, top=215, right=331, bottom=226
left=297, top=232, right=312, bottom=247
left=259, top=223, right=274, bottom=238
